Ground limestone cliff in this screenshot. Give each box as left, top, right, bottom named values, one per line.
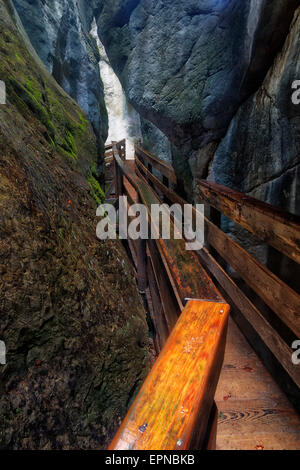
left=0, top=0, right=148, bottom=450
left=211, top=7, right=300, bottom=213
left=13, top=0, right=108, bottom=150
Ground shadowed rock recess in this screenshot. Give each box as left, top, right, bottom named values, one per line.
left=0, top=0, right=149, bottom=450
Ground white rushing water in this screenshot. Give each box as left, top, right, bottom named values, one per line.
left=91, top=20, right=142, bottom=160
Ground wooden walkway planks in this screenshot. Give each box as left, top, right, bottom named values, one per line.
left=109, top=301, right=230, bottom=450
left=216, top=318, right=300, bottom=450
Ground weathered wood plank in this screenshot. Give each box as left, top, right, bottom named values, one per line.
left=197, top=248, right=300, bottom=387
left=136, top=168, right=223, bottom=305
left=198, top=180, right=300, bottom=264
left=205, top=221, right=300, bottom=338
left=216, top=318, right=300, bottom=450
left=135, top=145, right=177, bottom=184
left=104, top=151, right=114, bottom=160
left=109, top=300, right=229, bottom=450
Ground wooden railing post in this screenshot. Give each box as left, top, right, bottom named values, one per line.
left=113, top=142, right=123, bottom=198
left=137, top=192, right=147, bottom=295
left=137, top=237, right=147, bottom=294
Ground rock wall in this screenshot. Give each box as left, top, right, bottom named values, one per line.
left=0, top=0, right=149, bottom=450
left=211, top=7, right=300, bottom=213
left=96, top=0, right=298, bottom=145
left=95, top=0, right=299, bottom=205
left=210, top=6, right=300, bottom=292
left=12, top=0, right=108, bottom=149
left=140, top=117, right=172, bottom=164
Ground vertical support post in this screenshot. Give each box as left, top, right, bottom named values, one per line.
left=137, top=193, right=147, bottom=294
left=137, top=238, right=147, bottom=294
left=112, top=142, right=118, bottom=198
left=162, top=175, right=169, bottom=188
left=116, top=165, right=123, bottom=197
left=205, top=402, right=218, bottom=450
left=209, top=207, right=221, bottom=261
left=113, top=142, right=123, bottom=198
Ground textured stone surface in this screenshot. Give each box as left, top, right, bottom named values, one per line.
left=140, top=117, right=172, bottom=164
left=13, top=0, right=108, bottom=147
left=96, top=0, right=299, bottom=149
left=209, top=7, right=300, bottom=292
left=212, top=6, right=300, bottom=211
left=0, top=0, right=148, bottom=450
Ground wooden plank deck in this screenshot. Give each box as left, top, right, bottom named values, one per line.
left=215, top=318, right=300, bottom=450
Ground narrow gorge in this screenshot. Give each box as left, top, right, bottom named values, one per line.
left=0, top=0, right=299, bottom=451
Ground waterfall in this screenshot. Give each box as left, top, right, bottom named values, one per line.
left=90, top=19, right=142, bottom=160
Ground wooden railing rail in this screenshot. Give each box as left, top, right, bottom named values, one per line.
left=129, top=144, right=300, bottom=388
left=114, top=147, right=223, bottom=307
left=109, top=300, right=229, bottom=450
left=198, top=180, right=300, bottom=264
left=135, top=144, right=177, bottom=187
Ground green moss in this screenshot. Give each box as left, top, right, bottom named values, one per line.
left=0, top=15, right=99, bottom=179
left=15, top=52, right=23, bottom=63
left=77, top=111, right=88, bottom=134
left=7, top=77, right=55, bottom=141
left=88, top=173, right=105, bottom=206
left=61, top=129, right=78, bottom=160
left=25, top=77, right=42, bottom=102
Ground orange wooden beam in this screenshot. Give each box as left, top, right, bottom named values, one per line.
left=109, top=300, right=229, bottom=450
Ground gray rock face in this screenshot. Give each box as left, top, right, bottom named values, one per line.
left=13, top=0, right=108, bottom=145
left=210, top=7, right=300, bottom=296
left=212, top=6, right=300, bottom=214
left=140, top=117, right=172, bottom=164
left=96, top=0, right=298, bottom=149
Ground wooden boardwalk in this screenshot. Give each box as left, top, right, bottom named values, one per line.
left=105, top=141, right=300, bottom=450
left=216, top=318, right=300, bottom=450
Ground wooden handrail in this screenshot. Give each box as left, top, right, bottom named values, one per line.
left=135, top=157, right=300, bottom=338
left=114, top=150, right=223, bottom=307
left=109, top=300, right=229, bottom=450
left=197, top=248, right=300, bottom=387
left=198, top=180, right=300, bottom=264
left=135, top=145, right=177, bottom=184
